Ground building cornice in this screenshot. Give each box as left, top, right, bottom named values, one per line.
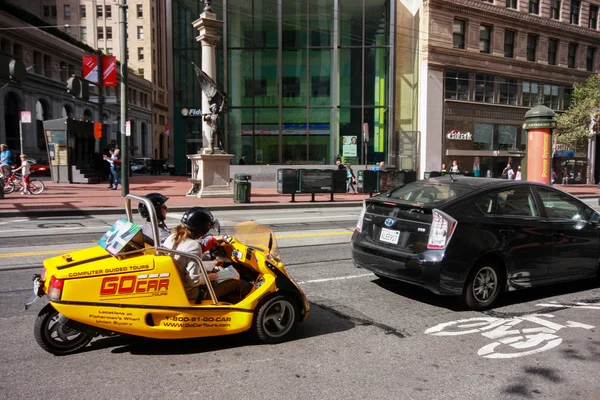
left=430, top=0, right=600, bottom=40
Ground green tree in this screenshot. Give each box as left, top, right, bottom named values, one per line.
left=555, top=75, right=600, bottom=148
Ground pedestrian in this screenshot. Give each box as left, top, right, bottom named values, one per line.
left=552, top=169, right=557, bottom=185
left=346, top=163, right=356, bottom=193
left=138, top=193, right=170, bottom=246
left=501, top=163, right=514, bottom=179
left=239, top=155, right=247, bottom=165
left=450, top=159, right=460, bottom=173
left=102, top=148, right=115, bottom=188
left=112, top=149, right=121, bottom=190
left=515, top=165, right=522, bottom=181
left=441, top=163, right=447, bottom=173
left=0, top=144, right=13, bottom=179
left=379, top=161, right=386, bottom=169
left=562, top=167, right=569, bottom=185
left=12, top=154, right=31, bottom=194
left=336, top=158, right=346, bottom=171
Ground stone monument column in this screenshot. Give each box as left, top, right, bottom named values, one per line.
left=189, top=3, right=234, bottom=198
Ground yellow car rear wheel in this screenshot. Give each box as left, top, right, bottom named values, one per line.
left=34, top=305, right=93, bottom=355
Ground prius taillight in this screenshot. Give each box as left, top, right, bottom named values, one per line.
left=48, top=276, right=64, bottom=301
left=356, top=201, right=366, bottom=232
left=427, top=209, right=458, bottom=250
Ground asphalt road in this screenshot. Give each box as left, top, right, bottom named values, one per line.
left=1, top=206, right=600, bottom=399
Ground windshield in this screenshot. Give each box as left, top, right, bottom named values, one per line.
left=382, top=181, right=473, bottom=205
left=231, top=221, right=280, bottom=260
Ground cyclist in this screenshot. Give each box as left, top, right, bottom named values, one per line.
left=12, top=154, right=31, bottom=195
left=0, top=144, right=12, bottom=179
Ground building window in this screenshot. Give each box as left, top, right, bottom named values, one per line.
left=475, top=74, right=494, bottom=103
left=97, top=5, right=103, bottom=18
left=137, top=4, right=143, bottom=18
left=65, top=26, right=71, bottom=35
left=529, top=0, right=539, bottom=14
left=43, top=5, right=57, bottom=18
left=527, top=34, right=537, bottom=61
left=498, top=78, right=518, bottom=105
left=568, top=43, right=577, bottom=68
left=504, top=30, right=514, bottom=58
left=245, top=78, right=268, bottom=97
left=453, top=20, right=465, bottom=49
left=550, top=0, right=561, bottom=19
left=479, top=25, right=491, bottom=54
left=97, top=27, right=104, bottom=40
left=281, top=77, right=300, bottom=98
left=107, top=48, right=113, bottom=55
left=522, top=81, right=541, bottom=107
left=311, top=77, right=331, bottom=97
left=445, top=70, right=470, bottom=101
left=138, top=68, right=144, bottom=76
left=106, top=27, right=112, bottom=40
left=506, top=0, right=517, bottom=9
left=106, top=6, right=112, bottom=18
left=137, top=26, right=144, bottom=40
left=138, top=47, right=144, bottom=60
left=80, top=5, right=86, bottom=18
left=570, top=0, right=580, bottom=25
left=81, top=27, right=87, bottom=41
left=590, top=6, right=599, bottom=29
left=64, top=5, right=70, bottom=18
left=563, top=87, right=574, bottom=109
left=587, top=47, right=596, bottom=71
left=548, top=39, right=558, bottom=65
left=543, top=85, right=559, bottom=109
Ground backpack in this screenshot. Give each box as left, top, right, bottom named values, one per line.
left=501, top=168, right=508, bottom=179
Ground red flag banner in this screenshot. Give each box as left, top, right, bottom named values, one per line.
left=102, top=56, right=117, bottom=87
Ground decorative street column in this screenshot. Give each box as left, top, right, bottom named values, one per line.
left=523, top=105, right=557, bottom=185
left=188, top=3, right=234, bottom=198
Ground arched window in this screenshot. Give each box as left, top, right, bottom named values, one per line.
left=83, top=109, right=93, bottom=121
left=36, top=100, right=50, bottom=151
left=62, top=105, right=73, bottom=118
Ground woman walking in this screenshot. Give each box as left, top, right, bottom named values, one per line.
left=346, top=163, right=356, bottom=193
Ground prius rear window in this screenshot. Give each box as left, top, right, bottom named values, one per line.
left=383, top=182, right=472, bottom=205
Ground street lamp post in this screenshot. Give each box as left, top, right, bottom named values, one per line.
left=119, top=0, right=129, bottom=196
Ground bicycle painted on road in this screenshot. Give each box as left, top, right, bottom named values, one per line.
left=425, top=314, right=594, bottom=359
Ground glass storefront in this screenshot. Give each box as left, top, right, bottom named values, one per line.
left=170, top=0, right=394, bottom=173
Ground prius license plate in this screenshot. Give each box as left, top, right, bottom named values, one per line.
left=379, top=228, right=400, bottom=244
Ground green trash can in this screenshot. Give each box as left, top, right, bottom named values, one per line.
left=234, top=173, right=251, bottom=203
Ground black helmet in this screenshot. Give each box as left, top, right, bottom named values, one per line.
left=181, top=207, right=214, bottom=236
left=138, top=193, right=169, bottom=221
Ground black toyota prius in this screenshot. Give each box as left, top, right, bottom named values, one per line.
left=351, top=176, right=600, bottom=310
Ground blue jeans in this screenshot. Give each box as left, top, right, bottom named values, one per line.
left=111, top=167, right=121, bottom=188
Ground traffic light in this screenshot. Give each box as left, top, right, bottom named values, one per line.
left=66, top=76, right=89, bottom=101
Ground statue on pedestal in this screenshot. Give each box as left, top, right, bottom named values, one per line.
left=202, top=0, right=212, bottom=13
left=193, top=62, right=227, bottom=154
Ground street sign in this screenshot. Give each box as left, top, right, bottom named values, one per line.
left=362, top=122, right=369, bottom=143
left=125, top=120, right=131, bottom=136
left=94, top=122, right=103, bottom=139
left=82, top=55, right=98, bottom=84
left=102, top=56, right=117, bottom=86
left=20, top=111, right=31, bottom=123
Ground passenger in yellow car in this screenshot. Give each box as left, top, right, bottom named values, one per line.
left=138, top=193, right=171, bottom=246
left=163, top=207, right=239, bottom=302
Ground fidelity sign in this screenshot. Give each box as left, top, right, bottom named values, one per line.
left=181, top=108, right=203, bottom=117
left=447, top=130, right=472, bottom=140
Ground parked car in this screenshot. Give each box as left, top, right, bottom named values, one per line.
left=130, top=158, right=152, bottom=174
left=351, top=176, right=600, bottom=310
left=29, top=162, right=51, bottom=176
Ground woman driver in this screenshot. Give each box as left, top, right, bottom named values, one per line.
left=163, top=207, right=238, bottom=303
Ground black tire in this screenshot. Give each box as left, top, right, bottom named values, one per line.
left=4, top=181, right=15, bottom=194
left=28, top=179, right=45, bottom=195
left=253, top=294, right=298, bottom=344
left=464, top=262, right=504, bottom=311
left=34, top=304, right=92, bottom=355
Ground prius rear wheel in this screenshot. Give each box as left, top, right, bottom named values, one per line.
left=253, top=294, right=297, bottom=344
left=464, top=263, right=503, bottom=311
left=34, top=305, right=92, bottom=355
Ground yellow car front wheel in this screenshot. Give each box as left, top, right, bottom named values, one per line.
left=253, top=294, right=298, bottom=344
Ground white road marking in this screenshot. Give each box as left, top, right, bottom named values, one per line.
left=537, top=303, right=600, bottom=310
left=0, top=219, right=27, bottom=225
left=297, top=273, right=373, bottom=285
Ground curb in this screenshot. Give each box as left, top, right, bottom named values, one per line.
left=0, top=200, right=365, bottom=218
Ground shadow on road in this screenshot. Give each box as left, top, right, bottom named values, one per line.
left=77, top=301, right=355, bottom=356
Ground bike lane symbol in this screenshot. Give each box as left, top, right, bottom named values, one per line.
left=425, top=314, right=595, bottom=359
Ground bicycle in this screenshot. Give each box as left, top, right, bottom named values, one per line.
left=425, top=314, right=594, bottom=359
left=3, top=172, right=45, bottom=195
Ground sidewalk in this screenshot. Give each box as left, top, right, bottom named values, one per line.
left=0, top=175, right=597, bottom=217
left=0, top=175, right=369, bottom=217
